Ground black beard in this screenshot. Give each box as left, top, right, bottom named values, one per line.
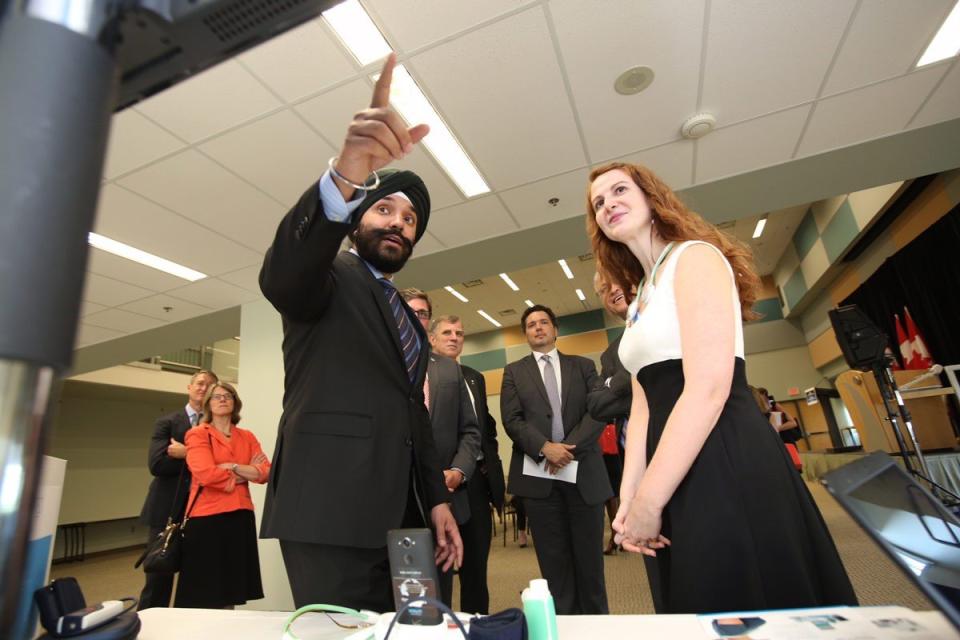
left=354, top=225, right=414, bottom=274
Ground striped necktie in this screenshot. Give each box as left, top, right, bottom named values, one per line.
left=379, top=279, right=420, bottom=383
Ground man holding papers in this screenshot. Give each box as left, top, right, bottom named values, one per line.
left=500, top=304, right=612, bottom=615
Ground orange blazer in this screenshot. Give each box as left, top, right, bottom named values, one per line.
left=184, top=424, right=271, bottom=518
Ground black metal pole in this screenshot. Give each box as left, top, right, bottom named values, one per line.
left=0, top=3, right=118, bottom=634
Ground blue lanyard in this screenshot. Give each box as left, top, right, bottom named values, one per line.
left=628, top=241, right=676, bottom=326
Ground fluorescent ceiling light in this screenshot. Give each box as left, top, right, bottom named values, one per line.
left=524, top=299, right=535, bottom=308
left=558, top=259, right=574, bottom=280
left=499, top=273, right=520, bottom=291
left=918, top=1, right=960, bottom=66
left=322, top=0, right=392, bottom=66
left=444, top=285, right=469, bottom=303
left=752, top=217, right=767, bottom=239
left=88, top=232, right=206, bottom=282
left=376, top=65, right=490, bottom=198
left=575, top=288, right=586, bottom=301
left=477, top=310, right=502, bottom=328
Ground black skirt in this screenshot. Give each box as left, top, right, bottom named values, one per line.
left=638, top=358, right=858, bottom=614
left=174, top=509, right=264, bottom=608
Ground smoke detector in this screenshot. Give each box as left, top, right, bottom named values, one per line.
left=680, top=113, right=717, bottom=139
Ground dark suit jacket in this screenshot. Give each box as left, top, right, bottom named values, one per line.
left=139, top=408, right=192, bottom=528
left=500, top=352, right=612, bottom=506
left=427, top=353, right=481, bottom=524
left=258, top=184, right=448, bottom=549
left=461, top=365, right=506, bottom=513
left=586, top=335, right=633, bottom=425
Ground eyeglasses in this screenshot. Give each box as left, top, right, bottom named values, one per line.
left=211, top=393, right=233, bottom=402
left=413, top=310, right=432, bottom=320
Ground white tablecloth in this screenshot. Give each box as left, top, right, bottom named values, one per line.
left=138, top=606, right=959, bottom=639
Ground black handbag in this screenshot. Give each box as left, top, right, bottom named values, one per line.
left=134, top=483, right=203, bottom=574
left=135, top=433, right=210, bottom=574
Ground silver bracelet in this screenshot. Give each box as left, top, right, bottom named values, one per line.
left=328, top=156, right=380, bottom=192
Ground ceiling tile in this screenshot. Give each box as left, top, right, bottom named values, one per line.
left=551, top=0, right=704, bottom=161
left=365, top=0, right=537, bottom=52
left=797, top=66, right=946, bottom=157
left=81, top=273, right=153, bottom=307
left=296, top=81, right=466, bottom=209
left=409, top=231, right=446, bottom=258
left=119, top=294, right=214, bottom=323
left=75, top=323, right=126, bottom=348
left=94, top=184, right=263, bottom=275
left=239, top=19, right=358, bottom=103
left=81, top=301, right=107, bottom=316
left=103, top=109, right=185, bottom=179
left=167, top=278, right=262, bottom=309
left=84, top=308, right=165, bottom=333
left=218, top=265, right=263, bottom=293
left=408, top=6, right=586, bottom=188
left=200, top=109, right=334, bottom=206
left=135, top=61, right=283, bottom=143
left=427, top=196, right=518, bottom=248
left=116, top=150, right=287, bottom=252
left=703, top=0, right=856, bottom=125
left=615, top=140, right=696, bottom=190
left=910, top=60, right=960, bottom=130
left=697, top=105, right=811, bottom=182
left=87, top=248, right=187, bottom=292
left=823, top=0, right=955, bottom=95
left=499, top=169, right=589, bottom=229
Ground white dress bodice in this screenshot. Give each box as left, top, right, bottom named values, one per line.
left=618, top=240, right=744, bottom=375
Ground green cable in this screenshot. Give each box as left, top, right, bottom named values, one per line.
left=281, top=603, right=375, bottom=640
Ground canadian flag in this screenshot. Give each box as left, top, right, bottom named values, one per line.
left=904, top=307, right=933, bottom=369
left=894, top=313, right=911, bottom=369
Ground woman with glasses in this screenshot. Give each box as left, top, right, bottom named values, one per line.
left=174, top=381, right=271, bottom=609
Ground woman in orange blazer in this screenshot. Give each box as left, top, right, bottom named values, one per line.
left=174, top=381, right=271, bottom=609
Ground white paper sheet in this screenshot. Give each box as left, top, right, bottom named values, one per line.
left=522, top=455, right=578, bottom=483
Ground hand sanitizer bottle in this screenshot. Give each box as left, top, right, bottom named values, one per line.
left=522, top=578, right=559, bottom=640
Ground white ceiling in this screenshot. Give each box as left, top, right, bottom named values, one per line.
left=79, top=0, right=960, bottom=347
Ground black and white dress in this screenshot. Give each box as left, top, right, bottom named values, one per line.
left=619, top=240, right=857, bottom=614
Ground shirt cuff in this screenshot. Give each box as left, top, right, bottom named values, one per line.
left=318, top=170, right=367, bottom=223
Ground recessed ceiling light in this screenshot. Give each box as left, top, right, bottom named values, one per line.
left=524, top=299, right=535, bottom=308
left=752, top=216, right=767, bottom=239
left=444, top=285, right=469, bottom=303
left=575, top=288, right=586, bottom=301
left=918, top=1, right=960, bottom=66
left=477, top=309, right=502, bottom=328
left=614, top=66, right=655, bottom=95
left=88, top=232, right=206, bottom=281
left=558, top=259, right=574, bottom=280
left=322, top=0, right=392, bottom=66
left=375, top=65, right=490, bottom=198
left=499, top=273, right=520, bottom=291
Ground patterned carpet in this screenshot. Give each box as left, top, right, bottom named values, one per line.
left=52, top=481, right=932, bottom=615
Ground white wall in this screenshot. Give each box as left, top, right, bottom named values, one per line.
left=744, top=345, right=828, bottom=400
left=237, top=298, right=290, bottom=611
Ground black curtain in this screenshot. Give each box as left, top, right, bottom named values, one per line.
left=841, top=204, right=960, bottom=368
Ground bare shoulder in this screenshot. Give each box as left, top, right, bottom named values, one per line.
left=674, top=241, right=728, bottom=274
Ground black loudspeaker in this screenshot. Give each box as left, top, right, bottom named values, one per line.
left=828, top=305, right=889, bottom=371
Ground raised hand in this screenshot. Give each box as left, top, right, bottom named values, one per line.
left=332, top=53, right=430, bottom=200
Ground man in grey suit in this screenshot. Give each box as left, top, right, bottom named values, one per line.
left=501, top=305, right=611, bottom=615
left=137, top=369, right=217, bottom=609
left=402, top=289, right=481, bottom=607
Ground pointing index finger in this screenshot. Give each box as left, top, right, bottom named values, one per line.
left=370, top=52, right=396, bottom=109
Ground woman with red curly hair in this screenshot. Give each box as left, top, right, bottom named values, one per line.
left=587, top=162, right=855, bottom=614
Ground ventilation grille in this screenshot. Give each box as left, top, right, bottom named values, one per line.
left=461, top=279, right=484, bottom=288
left=577, top=253, right=594, bottom=262
left=204, top=0, right=311, bottom=43
left=498, top=309, right=517, bottom=317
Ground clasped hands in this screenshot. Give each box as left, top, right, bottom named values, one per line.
left=541, top=441, right=576, bottom=475
left=612, top=495, right=672, bottom=557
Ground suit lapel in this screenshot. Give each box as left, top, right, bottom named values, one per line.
left=522, top=354, right=551, bottom=408
left=344, top=253, right=407, bottom=372
left=559, top=353, right=575, bottom=414
left=427, top=356, right=439, bottom=414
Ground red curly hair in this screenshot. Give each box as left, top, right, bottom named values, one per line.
left=585, top=161, right=760, bottom=321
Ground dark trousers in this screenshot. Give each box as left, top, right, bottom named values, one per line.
left=524, top=482, right=608, bottom=615
left=458, top=477, right=493, bottom=614
left=137, top=526, right=173, bottom=610
left=280, top=477, right=426, bottom=611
